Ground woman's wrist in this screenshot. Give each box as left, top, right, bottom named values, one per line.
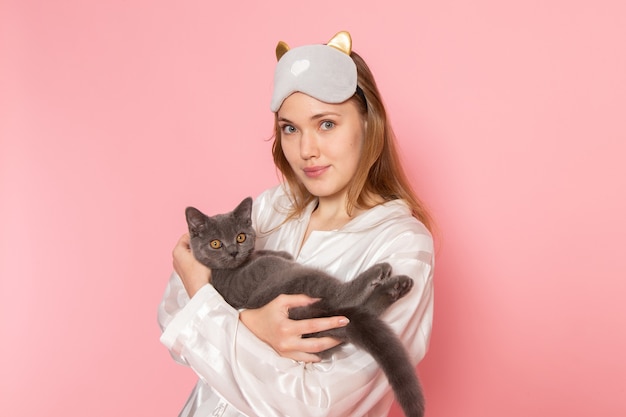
left=181, top=269, right=211, bottom=298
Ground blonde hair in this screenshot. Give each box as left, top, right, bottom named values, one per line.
left=271, top=51, right=433, bottom=231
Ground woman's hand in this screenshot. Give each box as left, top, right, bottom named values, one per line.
left=172, top=233, right=211, bottom=298
left=239, top=294, right=349, bottom=363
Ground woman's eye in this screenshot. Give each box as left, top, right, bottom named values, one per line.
left=281, top=125, right=297, bottom=134
left=210, top=240, right=222, bottom=249
left=320, top=120, right=335, bottom=130
left=236, top=233, right=246, bottom=243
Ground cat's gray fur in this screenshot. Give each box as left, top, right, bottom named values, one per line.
left=185, top=197, right=424, bottom=417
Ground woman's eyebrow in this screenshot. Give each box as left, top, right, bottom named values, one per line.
left=310, top=112, right=341, bottom=120
left=278, top=112, right=341, bottom=123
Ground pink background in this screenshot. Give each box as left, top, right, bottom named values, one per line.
left=2, top=1, right=625, bottom=416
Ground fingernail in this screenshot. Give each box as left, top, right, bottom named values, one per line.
left=339, top=317, right=350, bottom=325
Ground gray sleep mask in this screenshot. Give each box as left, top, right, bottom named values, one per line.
left=270, top=31, right=358, bottom=112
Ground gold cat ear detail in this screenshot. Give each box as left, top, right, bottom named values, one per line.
left=326, top=31, right=352, bottom=55
left=276, top=41, right=290, bottom=61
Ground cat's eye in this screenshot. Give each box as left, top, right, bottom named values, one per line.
left=210, top=240, right=222, bottom=249
left=236, top=233, right=246, bottom=243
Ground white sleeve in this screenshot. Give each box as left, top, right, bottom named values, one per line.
left=158, top=230, right=434, bottom=417
left=157, top=271, right=191, bottom=365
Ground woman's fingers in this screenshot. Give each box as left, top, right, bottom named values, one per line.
left=240, top=294, right=350, bottom=363
left=294, top=315, right=350, bottom=336
left=273, top=293, right=350, bottom=335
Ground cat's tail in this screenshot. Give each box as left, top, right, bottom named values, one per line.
left=345, top=310, right=425, bottom=417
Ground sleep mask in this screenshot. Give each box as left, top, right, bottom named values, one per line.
left=270, top=31, right=358, bottom=112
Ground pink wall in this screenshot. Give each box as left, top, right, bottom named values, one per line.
left=2, top=1, right=625, bottom=416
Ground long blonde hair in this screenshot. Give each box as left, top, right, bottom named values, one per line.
left=271, top=51, right=433, bottom=231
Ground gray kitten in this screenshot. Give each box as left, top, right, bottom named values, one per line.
left=185, top=197, right=424, bottom=417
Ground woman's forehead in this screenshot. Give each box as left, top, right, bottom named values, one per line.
left=277, top=92, right=357, bottom=119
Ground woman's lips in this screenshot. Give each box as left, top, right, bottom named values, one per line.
left=303, top=165, right=329, bottom=178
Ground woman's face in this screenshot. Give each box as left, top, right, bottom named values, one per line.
left=277, top=92, right=366, bottom=201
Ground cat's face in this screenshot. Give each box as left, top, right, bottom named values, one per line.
left=185, top=198, right=256, bottom=269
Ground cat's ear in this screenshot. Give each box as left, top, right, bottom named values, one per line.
left=233, top=197, right=253, bottom=224
left=185, top=207, right=207, bottom=236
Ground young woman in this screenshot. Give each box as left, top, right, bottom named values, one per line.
left=159, top=31, right=434, bottom=417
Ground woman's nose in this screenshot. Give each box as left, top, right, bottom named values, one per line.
left=300, top=131, right=320, bottom=159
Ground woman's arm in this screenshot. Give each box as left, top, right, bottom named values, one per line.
left=158, top=232, right=349, bottom=375
left=167, top=232, right=348, bottom=362
left=159, top=232, right=433, bottom=417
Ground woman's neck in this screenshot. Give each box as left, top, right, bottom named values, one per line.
left=316, top=194, right=349, bottom=218
left=301, top=191, right=385, bottom=243
left=314, top=190, right=386, bottom=225
left=301, top=195, right=349, bottom=242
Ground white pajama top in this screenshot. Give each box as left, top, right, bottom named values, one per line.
left=158, top=184, right=434, bottom=417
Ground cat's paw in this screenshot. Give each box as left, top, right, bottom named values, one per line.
left=378, top=275, right=414, bottom=302
left=364, top=275, right=414, bottom=314
left=370, top=262, right=393, bottom=286
left=387, top=276, right=414, bottom=300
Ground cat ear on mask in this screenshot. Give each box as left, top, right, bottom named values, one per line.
left=185, top=207, right=207, bottom=236
left=233, top=197, right=253, bottom=224
left=276, top=41, right=290, bottom=61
